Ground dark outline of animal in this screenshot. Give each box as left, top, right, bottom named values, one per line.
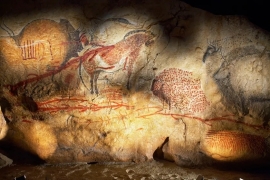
left=202, top=42, right=270, bottom=127
left=79, top=29, right=155, bottom=94
left=4, top=27, right=155, bottom=97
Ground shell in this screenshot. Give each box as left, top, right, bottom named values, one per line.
left=200, top=130, right=267, bottom=161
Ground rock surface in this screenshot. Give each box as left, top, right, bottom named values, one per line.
left=0, top=0, right=270, bottom=166
left=0, top=108, right=8, bottom=140
left=0, top=153, right=12, bottom=169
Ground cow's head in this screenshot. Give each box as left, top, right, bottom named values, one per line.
left=123, top=30, right=156, bottom=47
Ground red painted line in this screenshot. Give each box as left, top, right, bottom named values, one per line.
left=22, top=119, right=32, bottom=123
left=5, top=45, right=115, bottom=95
left=96, top=66, right=115, bottom=70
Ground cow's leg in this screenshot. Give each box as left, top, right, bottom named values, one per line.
left=126, top=59, right=134, bottom=90
left=90, top=73, right=94, bottom=94
left=93, top=71, right=101, bottom=94
left=126, top=73, right=131, bottom=90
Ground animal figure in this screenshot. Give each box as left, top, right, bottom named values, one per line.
left=203, top=42, right=270, bottom=126
left=151, top=68, right=210, bottom=113
left=79, top=30, right=155, bottom=94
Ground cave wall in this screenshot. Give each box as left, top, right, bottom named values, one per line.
left=0, top=0, right=270, bottom=166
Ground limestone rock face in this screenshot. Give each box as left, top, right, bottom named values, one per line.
left=0, top=0, right=270, bottom=166
left=0, top=108, right=8, bottom=140
left=0, top=153, right=12, bottom=169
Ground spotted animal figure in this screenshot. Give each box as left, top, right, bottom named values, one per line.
left=80, top=30, right=155, bottom=94
left=151, top=68, right=210, bottom=113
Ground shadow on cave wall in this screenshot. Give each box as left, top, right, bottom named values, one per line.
left=0, top=140, right=45, bottom=165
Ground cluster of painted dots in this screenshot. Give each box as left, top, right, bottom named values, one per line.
left=152, top=68, right=210, bottom=113
left=204, top=131, right=266, bottom=157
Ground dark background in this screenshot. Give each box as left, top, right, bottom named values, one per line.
left=182, top=0, right=270, bottom=32
left=0, top=0, right=269, bottom=32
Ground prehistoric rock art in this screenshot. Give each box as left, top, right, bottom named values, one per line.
left=1, top=19, right=73, bottom=66
left=0, top=18, right=81, bottom=97
left=3, top=25, right=154, bottom=96
left=200, top=130, right=269, bottom=161
left=203, top=36, right=270, bottom=126
left=151, top=68, right=210, bottom=113
left=79, top=30, right=155, bottom=94
left=0, top=0, right=270, bottom=167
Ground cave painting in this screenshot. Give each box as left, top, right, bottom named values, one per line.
left=0, top=19, right=80, bottom=70
left=201, top=130, right=268, bottom=161
left=203, top=35, right=270, bottom=126
left=20, top=40, right=53, bottom=61
left=2, top=18, right=155, bottom=97
left=151, top=68, right=210, bottom=113
left=3, top=18, right=264, bottom=129
left=78, top=30, right=155, bottom=94
left=2, top=0, right=270, bottom=167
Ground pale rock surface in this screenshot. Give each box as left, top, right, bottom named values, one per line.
left=0, top=108, right=12, bottom=168
left=0, top=108, right=8, bottom=140
left=0, top=153, right=12, bottom=169
left=0, top=0, right=270, bottom=166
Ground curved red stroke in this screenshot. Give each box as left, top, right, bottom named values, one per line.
left=5, top=45, right=115, bottom=95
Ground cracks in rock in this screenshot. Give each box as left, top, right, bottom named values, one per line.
left=58, top=146, right=73, bottom=152
left=99, top=131, right=108, bottom=139
left=79, top=140, right=99, bottom=156
left=153, top=137, right=169, bottom=160
left=66, top=114, right=75, bottom=127
left=179, top=118, right=187, bottom=143
left=20, top=93, right=38, bottom=112
left=146, top=4, right=189, bottom=39
left=144, top=5, right=190, bottom=68
left=133, top=54, right=156, bottom=91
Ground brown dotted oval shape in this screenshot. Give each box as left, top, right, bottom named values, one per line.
left=200, top=130, right=267, bottom=161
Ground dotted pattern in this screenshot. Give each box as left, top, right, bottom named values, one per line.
left=203, top=131, right=266, bottom=160
left=151, top=68, right=210, bottom=113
